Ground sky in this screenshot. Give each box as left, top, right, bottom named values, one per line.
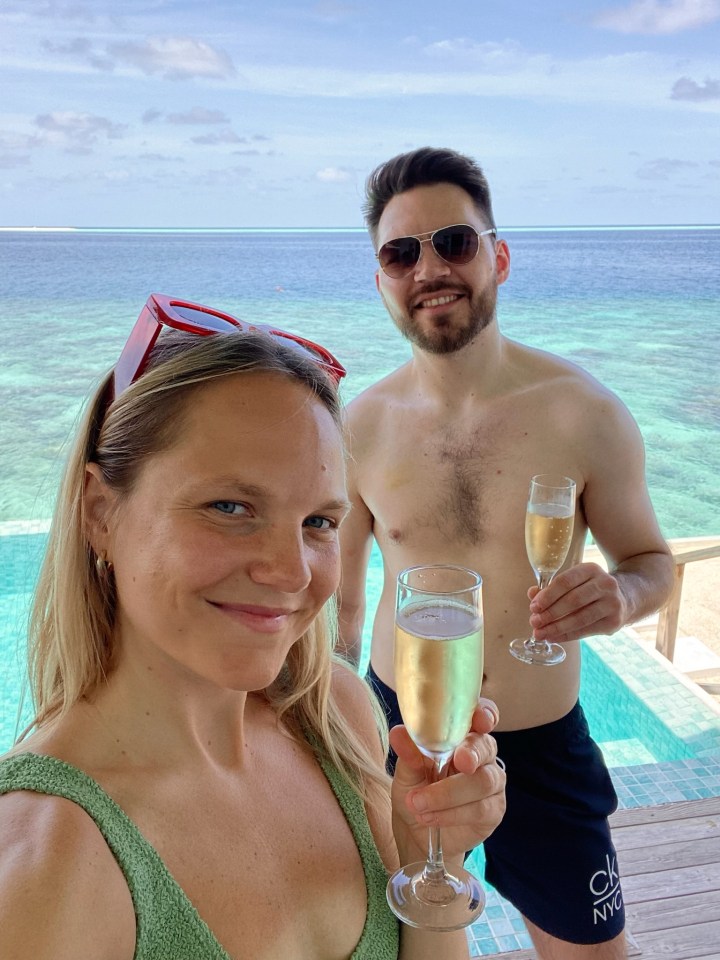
left=1, top=0, right=719, bottom=227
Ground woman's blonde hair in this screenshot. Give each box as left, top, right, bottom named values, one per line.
left=20, top=329, right=389, bottom=798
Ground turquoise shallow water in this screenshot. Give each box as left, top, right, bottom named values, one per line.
left=0, top=227, right=719, bottom=534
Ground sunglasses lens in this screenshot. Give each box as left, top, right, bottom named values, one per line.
left=378, top=236, right=422, bottom=278
left=171, top=304, right=238, bottom=332
left=270, top=332, right=323, bottom=362
left=433, top=226, right=479, bottom=264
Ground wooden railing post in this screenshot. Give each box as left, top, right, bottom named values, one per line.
left=655, top=562, right=686, bottom=662
left=653, top=539, right=720, bottom=664
left=584, top=536, right=720, bottom=667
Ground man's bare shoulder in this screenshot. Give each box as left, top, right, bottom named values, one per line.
left=0, top=789, right=135, bottom=959
left=508, top=339, right=629, bottom=412
left=347, top=364, right=410, bottom=416
left=345, top=365, right=414, bottom=452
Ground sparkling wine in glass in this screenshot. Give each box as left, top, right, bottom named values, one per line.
left=509, top=473, right=576, bottom=666
left=386, top=563, right=485, bottom=931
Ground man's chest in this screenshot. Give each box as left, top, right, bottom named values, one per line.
left=358, top=421, right=537, bottom=551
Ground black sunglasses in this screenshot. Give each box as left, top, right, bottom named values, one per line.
left=376, top=223, right=496, bottom=279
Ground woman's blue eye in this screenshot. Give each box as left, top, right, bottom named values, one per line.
left=304, top=516, right=334, bottom=531
left=212, top=501, right=247, bottom=515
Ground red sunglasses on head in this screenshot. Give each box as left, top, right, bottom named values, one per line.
left=112, top=294, right=346, bottom=399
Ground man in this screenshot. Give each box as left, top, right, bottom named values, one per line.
left=337, top=147, right=674, bottom=959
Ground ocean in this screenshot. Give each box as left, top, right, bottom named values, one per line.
left=1, top=226, right=719, bottom=537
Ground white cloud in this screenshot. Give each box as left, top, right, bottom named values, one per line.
left=238, top=52, right=700, bottom=110
left=421, top=38, right=538, bottom=73
left=315, top=166, right=352, bottom=182
left=107, top=37, right=236, bottom=80
left=670, top=76, right=720, bottom=100
left=594, top=0, right=720, bottom=35
left=39, top=34, right=113, bottom=71
left=166, top=107, right=230, bottom=125
left=0, top=153, right=32, bottom=169
left=636, top=157, right=699, bottom=179
left=35, top=111, right=127, bottom=148
left=191, top=129, right=244, bottom=145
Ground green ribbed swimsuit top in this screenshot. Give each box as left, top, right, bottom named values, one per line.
left=0, top=750, right=400, bottom=960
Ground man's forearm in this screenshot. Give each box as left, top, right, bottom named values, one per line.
left=613, top=549, right=675, bottom=625
left=336, top=604, right=365, bottom=668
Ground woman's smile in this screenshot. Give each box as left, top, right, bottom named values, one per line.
left=207, top=600, right=297, bottom=634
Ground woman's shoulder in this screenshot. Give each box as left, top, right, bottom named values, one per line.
left=330, top=660, right=385, bottom=752
left=0, top=785, right=136, bottom=959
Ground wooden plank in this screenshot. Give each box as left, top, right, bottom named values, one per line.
left=625, top=889, right=720, bottom=933
left=626, top=919, right=720, bottom=959
left=669, top=543, right=720, bottom=564
left=621, top=860, right=720, bottom=900
left=582, top=536, right=720, bottom=568
left=618, top=835, right=720, bottom=873
left=612, top=814, right=720, bottom=850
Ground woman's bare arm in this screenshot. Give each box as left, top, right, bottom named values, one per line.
left=0, top=791, right=136, bottom=960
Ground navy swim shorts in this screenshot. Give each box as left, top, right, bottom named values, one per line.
left=365, top=664, right=625, bottom=945
left=366, top=663, right=402, bottom=773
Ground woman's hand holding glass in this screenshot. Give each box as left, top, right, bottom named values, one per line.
left=389, top=700, right=505, bottom=868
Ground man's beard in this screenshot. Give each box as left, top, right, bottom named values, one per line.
left=387, top=282, right=498, bottom=355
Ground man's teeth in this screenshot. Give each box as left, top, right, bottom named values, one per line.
left=420, top=294, right=459, bottom=308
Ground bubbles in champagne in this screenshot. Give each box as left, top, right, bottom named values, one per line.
left=395, top=601, right=483, bottom=757
left=525, top=502, right=574, bottom=575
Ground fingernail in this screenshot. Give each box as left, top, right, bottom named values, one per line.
left=483, top=706, right=498, bottom=727
left=411, top=792, right=429, bottom=812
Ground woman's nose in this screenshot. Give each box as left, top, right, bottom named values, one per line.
left=248, top=527, right=312, bottom=592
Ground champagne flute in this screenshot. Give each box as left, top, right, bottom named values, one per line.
left=509, top=473, right=576, bottom=666
left=387, top=563, right=485, bottom=931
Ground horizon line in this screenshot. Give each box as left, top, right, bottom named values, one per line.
left=2, top=223, right=720, bottom=234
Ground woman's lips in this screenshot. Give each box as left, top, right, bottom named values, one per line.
left=208, top=601, right=293, bottom=633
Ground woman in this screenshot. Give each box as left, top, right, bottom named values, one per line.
left=0, top=295, right=505, bottom=960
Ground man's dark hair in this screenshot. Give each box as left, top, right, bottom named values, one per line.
left=363, top=147, right=496, bottom=247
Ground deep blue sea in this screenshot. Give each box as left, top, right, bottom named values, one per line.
left=0, top=226, right=719, bottom=536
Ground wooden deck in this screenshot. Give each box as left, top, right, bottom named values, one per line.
left=490, top=795, right=720, bottom=959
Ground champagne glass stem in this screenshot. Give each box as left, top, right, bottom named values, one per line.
left=423, top=758, right=448, bottom=880
left=528, top=573, right=554, bottom=654
left=537, top=571, right=554, bottom=592
left=425, top=824, right=444, bottom=878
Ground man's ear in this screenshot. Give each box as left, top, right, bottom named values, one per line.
left=495, top=238, right=511, bottom=287
left=84, top=463, right=117, bottom=559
